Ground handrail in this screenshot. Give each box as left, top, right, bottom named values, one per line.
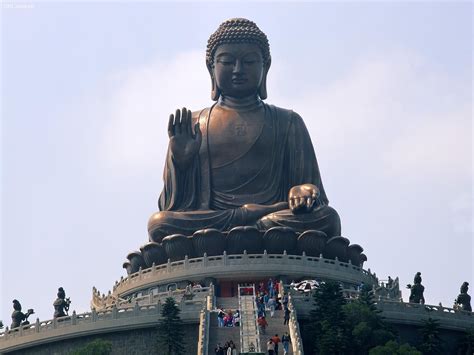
left=238, top=283, right=261, bottom=353
left=197, top=287, right=213, bottom=355
left=0, top=294, right=205, bottom=344
left=111, top=252, right=377, bottom=297
left=288, top=293, right=304, bottom=355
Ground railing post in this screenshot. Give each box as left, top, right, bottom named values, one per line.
left=92, top=308, right=97, bottom=322
left=134, top=301, right=140, bottom=316
left=184, top=255, right=189, bottom=269
left=223, top=250, right=227, bottom=266
left=35, top=318, right=40, bottom=333
left=72, top=311, right=77, bottom=325
left=53, top=317, right=58, bottom=329
left=203, top=252, right=208, bottom=267
left=112, top=304, right=118, bottom=319
left=167, top=259, right=172, bottom=273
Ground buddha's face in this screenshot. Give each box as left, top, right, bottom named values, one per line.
left=213, top=43, right=265, bottom=98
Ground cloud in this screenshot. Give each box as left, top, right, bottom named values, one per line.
left=268, top=48, right=471, bottom=184
left=98, top=50, right=209, bottom=174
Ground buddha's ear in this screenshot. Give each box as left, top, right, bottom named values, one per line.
left=258, top=56, right=271, bottom=100
left=207, top=61, right=220, bottom=101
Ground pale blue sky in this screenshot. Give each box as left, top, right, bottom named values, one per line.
left=1, top=1, right=472, bottom=323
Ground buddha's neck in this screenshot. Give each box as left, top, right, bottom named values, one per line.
left=218, top=94, right=262, bottom=111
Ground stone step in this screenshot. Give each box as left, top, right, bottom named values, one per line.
left=208, top=325, right=240, bottom=353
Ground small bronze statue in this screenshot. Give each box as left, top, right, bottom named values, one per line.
left=455, top=281, right=471, bottom=312
left=11, top=299, right=34, bottom=329
left=53, top=287, right=71, bottom=318
left=406, top=272, right=425, bottom=304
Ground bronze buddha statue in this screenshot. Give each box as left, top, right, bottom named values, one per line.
left=147, top=18, right=341, bottom=243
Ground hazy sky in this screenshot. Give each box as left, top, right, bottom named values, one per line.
left=1, top=1, right=472, bottom=323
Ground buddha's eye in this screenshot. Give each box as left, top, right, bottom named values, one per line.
left=217, top=56, right=235, bottom=66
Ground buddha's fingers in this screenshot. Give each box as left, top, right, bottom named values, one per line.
left=168, top=114, right=175, bottom=137
left=306, top=197, right=312, bottom=209
left=289, top=197, right=295, bottom=210
left=175, top=109, right=182, bottom=134
left=186, top=109, right=193, bottom=136
left=298, top=197, right=305, bottom=208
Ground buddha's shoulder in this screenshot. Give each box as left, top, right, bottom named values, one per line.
left=264, top=103, right=305, bottom=124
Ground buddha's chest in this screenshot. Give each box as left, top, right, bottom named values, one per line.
left=206, top=108, right=270, bottom=167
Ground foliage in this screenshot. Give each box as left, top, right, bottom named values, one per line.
left=418, top=318, right=443, bottom=354
left=457, top=328, right=474, bottom=355
left=0, top=320, right=3, bottom=329
left=342, top=284, right=396, bottom=354
left=309, top=281, right=348, bottom=354
left=157, top=297, right=185, bottom=355
left=369, top=340, right=421, bottom=355
left=70, top=339, right=112, bottom=355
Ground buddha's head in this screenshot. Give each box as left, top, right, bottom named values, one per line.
left=206, top=18, right=271, bottom=101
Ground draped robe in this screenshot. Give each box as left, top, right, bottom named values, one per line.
left=150, top=103, right=340, bottom=240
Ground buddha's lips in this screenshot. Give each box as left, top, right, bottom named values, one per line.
left=232, top=78, right=248, bottom=84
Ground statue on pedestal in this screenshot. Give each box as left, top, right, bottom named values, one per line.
left=406, top=272, right=425, bottom=304
left=123, top=18, right=369, bottom=273
left=11, top=299, right=34, bottom=329
left=455, top=281, right=471, bottom=312
left=53, top=287, right=71, bottom=318
left=147, top=18, right=341, bottom=242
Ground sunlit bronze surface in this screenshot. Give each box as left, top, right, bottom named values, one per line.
left=147, top=18, right=341, bottom=243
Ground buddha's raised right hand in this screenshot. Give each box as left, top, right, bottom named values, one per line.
left=168, top=107, right=202, bottom=170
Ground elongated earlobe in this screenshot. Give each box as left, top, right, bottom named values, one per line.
left=258, top=57, right=271, bottom=100
left=207, top=62, right=220, bottom=101
left=211, top=75, right=221, bottom=101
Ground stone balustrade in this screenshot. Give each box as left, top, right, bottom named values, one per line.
left=288, top=293, right=304, bottom=355
left=197, top=289, right=214, bottom=355
left=0, top=292, right=209, bottom=353
left=91, top=285, right=210, bottom=310
left=291, top=295, right=474, bottom=332
left=109, top=252, right=378, bottom=300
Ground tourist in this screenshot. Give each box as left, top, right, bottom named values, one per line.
left=215, top=343, right=224, bottom=355
left=267, top=339, right=275, bottom=355
left=283, top=307, right=291, bottom=325
left=281, top=332, right=291, bottom=354
left=271, top=334, right=281, bottom=354
left=217, top=309, right=225, bottom=327
left=267, top=296, right=276, bottom=317
left=258, top=315, right=268, bottom=334
left=230, top=343, right=237, bottom=355
left=233, top=310, right=240, bottom=327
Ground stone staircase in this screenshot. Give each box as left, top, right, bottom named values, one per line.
left=259, top=309, right=294, bottom=355
left=208, top=297, right=240, bottom=353
left=238, top=284, right=262, bottom=353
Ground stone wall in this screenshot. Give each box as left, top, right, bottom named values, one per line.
left=9, top=324, right=198, bottom=355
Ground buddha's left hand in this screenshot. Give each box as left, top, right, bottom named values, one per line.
left=289, top=184, right=320, bottom=213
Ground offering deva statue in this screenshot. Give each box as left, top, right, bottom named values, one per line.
left=147, top=18, right=341, bottom=242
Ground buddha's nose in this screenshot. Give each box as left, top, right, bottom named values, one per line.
left=233, top=60, right=243, bottom=73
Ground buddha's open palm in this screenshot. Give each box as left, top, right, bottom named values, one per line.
left=168, top=107, right=202, bottom=169
left=289, top=184, right=320, bottom=213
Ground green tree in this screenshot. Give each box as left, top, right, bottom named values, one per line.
left=369, top=340, right=421, bottom=355
left=0, top=320, right=3, bottom=329
left=418, top=318, right=443, bottom=354
left=70, top=339, right=112, bottom=355
left=157, top=297, right=185, bottom=355
left=457, top=328, right=474, bottom=355
left=343, top=285, right=395, bottom=354
left=310, top=281, right=348, bottom=354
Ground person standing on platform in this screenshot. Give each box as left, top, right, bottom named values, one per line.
left=271, top=334, right=281, bottom=354
left=282, top=332, right=291, bottom=354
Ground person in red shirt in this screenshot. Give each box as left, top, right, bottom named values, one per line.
left=258, top=316, right=268, bottom=334
left=271, top=334, right=281, bottom=354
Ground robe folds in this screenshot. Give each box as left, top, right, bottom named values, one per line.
left=152, top=103, right=337, bottom=238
